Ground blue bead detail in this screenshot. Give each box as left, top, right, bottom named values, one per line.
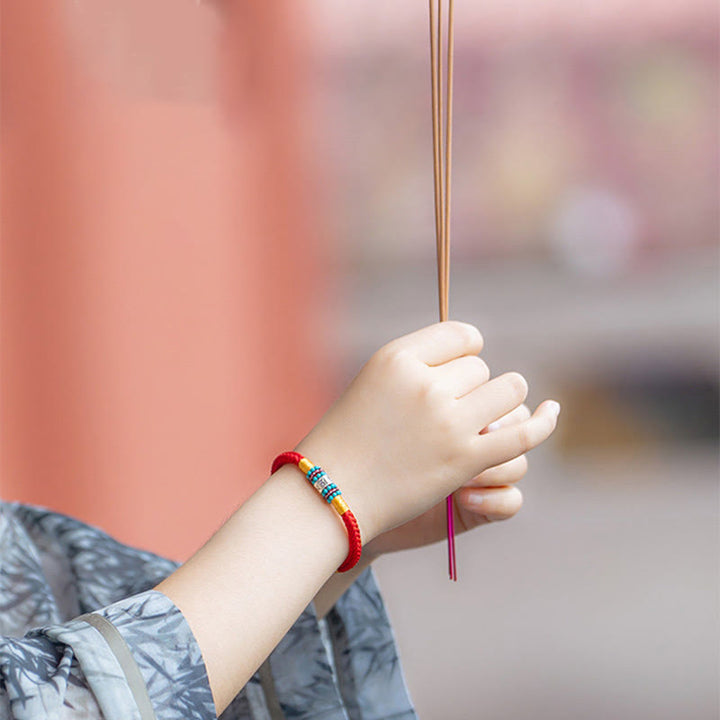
left=311, top=471, right=327, bottom=486
left=321, top=483, right=338, bottom=497
left=308, top=467, right=323, bottom=482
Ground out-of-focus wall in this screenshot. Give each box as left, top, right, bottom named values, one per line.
left=1, top=1, right=338, bottom=561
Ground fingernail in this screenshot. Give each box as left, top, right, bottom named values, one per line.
left=487, top=421, right=501, bottom=432
left=547, top=401, right=561, bottom=416
left=485, top=512, right=507, bottom=522
left=465, top=492, right=486, bottom=509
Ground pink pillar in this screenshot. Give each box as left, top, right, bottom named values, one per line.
left=1, top=1, right=337, bottom=560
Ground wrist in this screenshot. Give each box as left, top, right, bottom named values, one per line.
left=312, top=538, right=380, bottom=621
left=360, top=537, right=383, bottom=563
left=293, top=439, right=380, bottom=546
left=154, top=463, right=353, bottom=714
left=266, top=464, right=350, bottom=571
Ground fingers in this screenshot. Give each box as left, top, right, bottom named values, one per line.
left=456, top=485, right=523, bottom=523
left=485, top=403, right=531, bottom=432
left=462, top=453, right=528, bottom=488
left=387, top=320, right=483, bottom=367
left=434, top=354, right=490, bottom=398
left=470, top=399, right=561, bottom=470
left=459, top=371, right=529, bottom=430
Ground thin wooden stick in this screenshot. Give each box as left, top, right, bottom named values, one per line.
left=429, top=0, right=443, bottom=317
left=443, top=0, right=454, bottom=321
left=429, top=0, right=457, bottom=581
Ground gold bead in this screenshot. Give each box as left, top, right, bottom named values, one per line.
left=332, top=497, right=349, bottom=514
left=298, top=458, right=313, bottom=474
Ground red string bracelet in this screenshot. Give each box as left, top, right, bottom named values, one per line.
left=271, top=451, right=363, bottom=573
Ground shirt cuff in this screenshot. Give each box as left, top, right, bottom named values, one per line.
left=29, top=569, right=417, bottom=720
left=38, top=588, right=217, bottom=720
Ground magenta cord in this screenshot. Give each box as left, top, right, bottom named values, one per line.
left=446, top=494, right=457, bottom=581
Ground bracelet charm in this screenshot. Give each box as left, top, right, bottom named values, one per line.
left=271, top=451, right=363, bottom=573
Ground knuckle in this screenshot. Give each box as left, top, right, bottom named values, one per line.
left=450, top=320, right=483, bottom=349
left=517, top=421, right=534, bottom=453
left=465, top=323, right=484, bottom=350
left=419, top=375, right=446, bottom=406
left=449, top=431, right=474, bottom=468
left=472, top=356, right=490, bottom=382
left=429, top=400, right=464, bottom=446
left=371, top=344, right=409, bottom=373
left=369, top=344, right=391, bottom=368
left=373, top=341, right=397, bottom=362
left=436, top=411, right=457, bottom=438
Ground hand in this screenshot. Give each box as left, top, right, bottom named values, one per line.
left=294, top=321, right=560, bottom=546
left=361, top=402, right=551, bottom=558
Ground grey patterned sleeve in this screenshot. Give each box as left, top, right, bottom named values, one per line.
left=325, top=567, right=418, bottom=720
left=0, top=633, right=109, bottom=720
left=256, top=566, right=418, bottom=720
left=0, top=501, right=418, bottom=720
left=71, top=589, right=217, bottom=720
left=1, top=589, right=217, bottom=720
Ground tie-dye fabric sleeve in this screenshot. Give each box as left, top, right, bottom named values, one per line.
left=1, top=589, right=217, bottom=720
left=0, top=633, right=109, bottom=720
left=0, top=573, right=418, bottom=720
left=0, top=501, right=418, bottom=720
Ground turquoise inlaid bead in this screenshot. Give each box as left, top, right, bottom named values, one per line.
left=311, top=471, right=327, bottom=485
left=314, top=476, right=330, bottom=492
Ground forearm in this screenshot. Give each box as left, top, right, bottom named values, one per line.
left=154, top=465, right=350, bottom=716
left=312, top=547, right=378, bottom=621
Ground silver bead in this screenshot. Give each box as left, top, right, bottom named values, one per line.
left=314, top=476, right=330, bottom=492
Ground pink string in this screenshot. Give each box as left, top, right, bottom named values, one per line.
left=446, top=494, right=456, bottom=580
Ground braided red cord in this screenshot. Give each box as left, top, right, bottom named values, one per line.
left=271, top=451, right=303, bottom=475
left=336, top=510, right=362, bottom=572
left=271, top=451, right=363, bottom=573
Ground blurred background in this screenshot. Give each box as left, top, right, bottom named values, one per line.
left=1, top=1, right=718, bottom=718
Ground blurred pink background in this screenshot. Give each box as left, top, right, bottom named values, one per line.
left=2, top=1, right=718, bottom=718
left=1, top=1, right=339, bottom=560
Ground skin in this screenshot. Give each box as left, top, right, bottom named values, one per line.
left=155, top=321, right=560, bottom=715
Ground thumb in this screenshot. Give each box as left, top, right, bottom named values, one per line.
left=455, top=485, right=523, bottom=526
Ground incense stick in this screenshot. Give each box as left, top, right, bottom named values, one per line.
left=429, top=0, right=457, bottom=581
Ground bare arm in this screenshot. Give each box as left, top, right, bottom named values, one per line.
left=312, top=547, right=377, bottom=621
left=154, top=464, right=352, bottom=716
left=153, top=320, right=559, bottom=715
